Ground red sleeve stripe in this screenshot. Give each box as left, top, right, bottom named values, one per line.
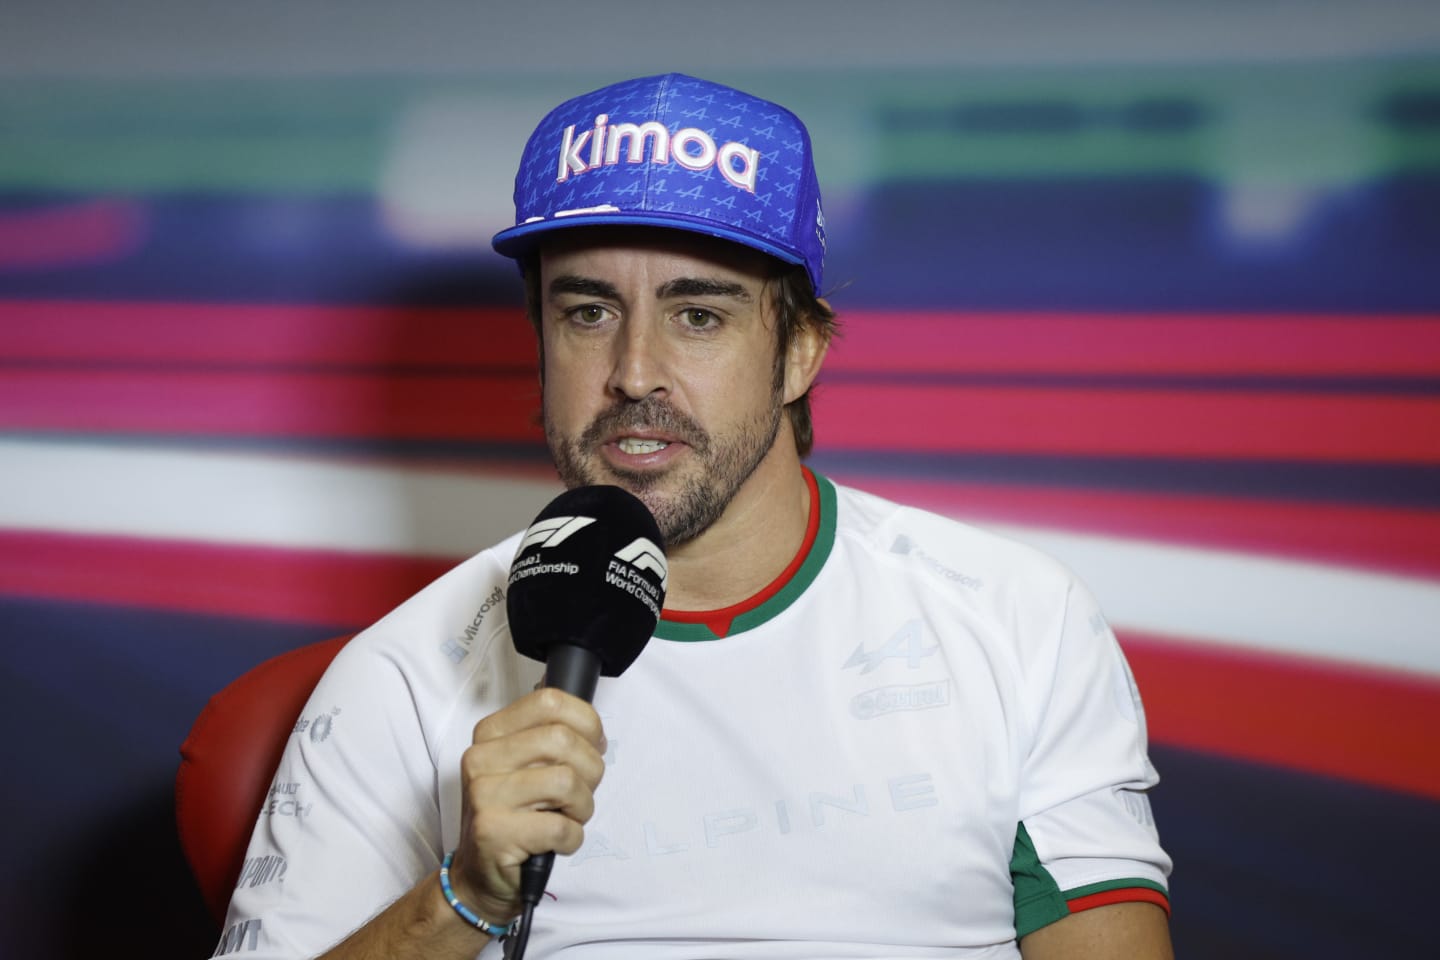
left=1067, top=887, right=1171, bottom=917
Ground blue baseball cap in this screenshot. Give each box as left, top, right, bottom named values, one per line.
left=491, top=73, right=826, bottom=294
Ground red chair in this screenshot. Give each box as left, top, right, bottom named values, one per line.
left=176, top=635, right=350, bottom=924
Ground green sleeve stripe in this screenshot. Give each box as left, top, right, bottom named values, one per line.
left=1011, top=823, right=1171, bottom=938
left=1010, top=823, right=1068, bottom=938
left=1064, top=877, right=1170, bottom=903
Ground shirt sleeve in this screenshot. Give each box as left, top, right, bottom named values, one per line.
left=212, top=638, right=446, bottom=958
left=1010, top=574, right=1172, bottom=938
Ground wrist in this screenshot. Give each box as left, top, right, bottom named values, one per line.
left=438, top=851, right=518, bottom=940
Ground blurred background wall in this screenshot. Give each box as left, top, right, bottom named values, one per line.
left=1, top=1, right=1437, bottom=956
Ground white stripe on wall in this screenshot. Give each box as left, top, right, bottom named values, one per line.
left=4, top=437, right=1438, bottom=676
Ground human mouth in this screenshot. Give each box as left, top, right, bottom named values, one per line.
left=616, top=437, right=671, bottom=455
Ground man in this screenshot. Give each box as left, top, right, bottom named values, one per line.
left=219, top=73, right=1172, bottom=959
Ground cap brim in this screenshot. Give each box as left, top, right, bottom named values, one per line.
left=491, top=210, right=808, bottom=277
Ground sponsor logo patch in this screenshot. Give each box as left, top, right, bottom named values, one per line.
left=213, top=918, right=261, bottom=955
left=237, top=855, right=287, bottom=889
left=843, top=619, right=937, bottom=674
left=556, top=114, right=760, bottom=193
left=443, top=585, right=505, bottom=663
left=851, top=680, right=953, bottom=720
left=890, top=535, right=984, bottom=590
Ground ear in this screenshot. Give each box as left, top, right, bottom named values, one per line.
left=781, top=300, right=831, bottom=404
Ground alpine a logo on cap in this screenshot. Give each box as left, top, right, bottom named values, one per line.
left=556, top=113, right=760, bottom=193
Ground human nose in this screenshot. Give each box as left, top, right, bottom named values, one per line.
left=607, top=317, right=669, bottom=402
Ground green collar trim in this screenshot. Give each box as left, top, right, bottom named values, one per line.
left=654, top=472, right=837, bottom=642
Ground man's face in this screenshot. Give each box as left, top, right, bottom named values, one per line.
left=538, top=229, right=789, bottom=548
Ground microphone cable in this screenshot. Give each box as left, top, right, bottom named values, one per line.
left=507, top=852, right=550, bottom=959
left=508, top=901, right=536, bottom=959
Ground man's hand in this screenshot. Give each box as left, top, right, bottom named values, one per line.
left=316, top=689, right=606, bottom=960
left=446, top=686, right=608, bottom=925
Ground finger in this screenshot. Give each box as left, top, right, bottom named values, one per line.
left=464, top=720, right=607, bottom=785
left=472, top=687, right=605, bottom=751
left=468, top=796, right=591, bottom=859
left=453, top=771, right=592, bottom=906
left=463, top=741, right=603, bottom=816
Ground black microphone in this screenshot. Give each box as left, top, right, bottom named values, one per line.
left=505, top=485, right=667, bottom=915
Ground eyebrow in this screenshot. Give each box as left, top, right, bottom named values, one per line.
left=656, top=277, right=752, bottom=302
left=548, top=275, right=621, bottom=300
left=547, top=274, right=753, bottom=304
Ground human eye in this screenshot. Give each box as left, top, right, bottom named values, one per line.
left=676, top=307, right=721, bottom=332
left=564, top=303, right=615, bottom=327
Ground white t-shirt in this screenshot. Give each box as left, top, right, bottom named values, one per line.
left=217, top=473, right=1170, bottom=959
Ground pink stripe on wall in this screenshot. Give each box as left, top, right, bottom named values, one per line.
left=0, top=369, right=545, bottom=441
left=814, top=385, right=1440, bottom=461
left=824, top=311, right=1440, bottom=376
left=0, top=300, right=535, bottom=366
left=0, top=202, right=146, bottom=269
left=4, top=370, right=1436, bottom=460
left=6, top=300, right=1435, bottom=460
left=6, top=302, right=1438, bottom=376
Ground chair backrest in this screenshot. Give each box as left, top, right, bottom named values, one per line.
left=176, top=635, right=350, bottom=923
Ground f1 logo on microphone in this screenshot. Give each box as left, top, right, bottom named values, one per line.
left=519, top=516, right=596, bottom=552
left=615, top=537, right=668, bottom=590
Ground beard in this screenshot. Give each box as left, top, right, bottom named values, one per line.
left=546, top=392, right=783, bottom=549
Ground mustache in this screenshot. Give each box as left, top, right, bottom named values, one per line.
left=578, top=398, right=710, bottom=454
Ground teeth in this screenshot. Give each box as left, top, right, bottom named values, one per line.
left=618, top=438, right=669, bottom=455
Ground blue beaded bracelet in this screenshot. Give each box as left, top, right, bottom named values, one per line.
left=439, top=851, right=516, bottom=938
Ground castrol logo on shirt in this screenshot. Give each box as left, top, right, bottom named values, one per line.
left=556, top=113, right=760, bottom=192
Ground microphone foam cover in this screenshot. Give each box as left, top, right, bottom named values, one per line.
left=506, top=485, right=667, bottom=677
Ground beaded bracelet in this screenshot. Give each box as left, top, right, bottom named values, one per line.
left=439, top=851, right=517, bottom=938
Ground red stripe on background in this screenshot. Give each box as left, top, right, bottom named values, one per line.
left=0, top=530, right=455, bottom=627
left=825, top=311, right=1440, bottom=376
left=4, top=530, right=1437, bottom=799
left=1122, top=631, right=1440, bottom=801
left=3, top=371, right=1437, bottom=461
left=0, top=369, right=545, bottom=442
left=838, top=476, right=1440, bottom=577
left=5, top=301, right=1437, bottom=461
left=5, top=302, right=1437, bottom=377
left=814, top=385, right=1440, bottom=462
left=0, top=300, right=535, bottom=367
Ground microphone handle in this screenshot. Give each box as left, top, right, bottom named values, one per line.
left=518, top=851, right=555, bottom=910
left=518, top=643, right=604, bottom=908
left=544, top=644, right=602, bottom=701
